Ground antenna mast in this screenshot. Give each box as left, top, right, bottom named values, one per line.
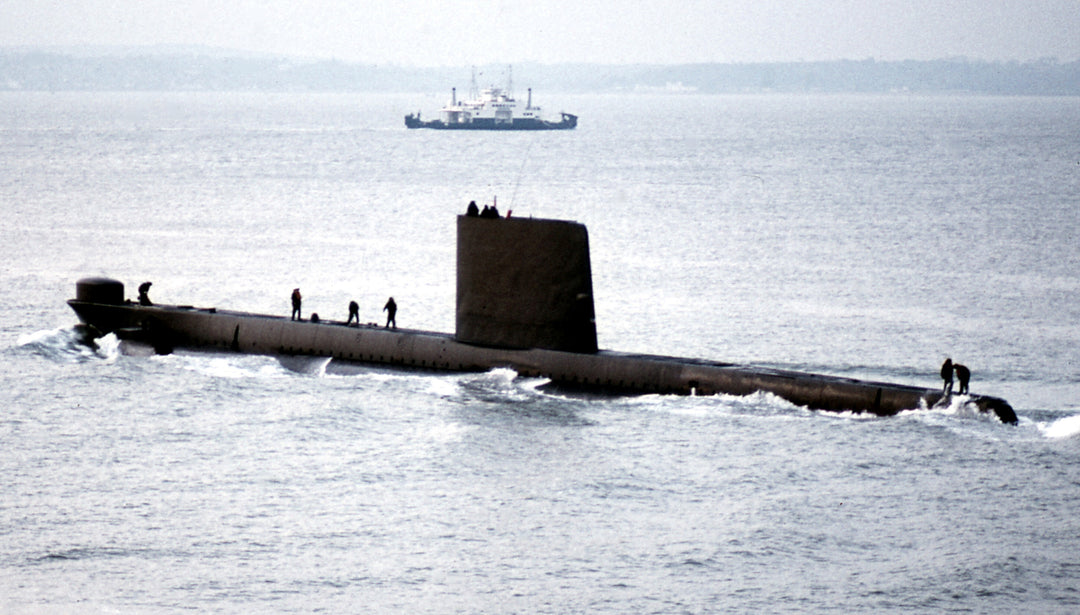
left=469, top=66, right=479, bottom=100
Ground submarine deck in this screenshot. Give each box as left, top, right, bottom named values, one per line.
left=68, top=299, right=1018, bottom=424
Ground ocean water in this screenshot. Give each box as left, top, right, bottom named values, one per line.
left=2, top=91, right=1080, bottom=613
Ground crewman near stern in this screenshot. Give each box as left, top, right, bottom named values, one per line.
left=941, top=358, right=954, bottom=395
left=954, top=363, right=971, bottom=395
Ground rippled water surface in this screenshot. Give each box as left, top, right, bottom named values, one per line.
left=2, top=92, right=1080, bottom=613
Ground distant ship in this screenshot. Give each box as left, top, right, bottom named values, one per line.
left=405, top=68, right=577, bottom=131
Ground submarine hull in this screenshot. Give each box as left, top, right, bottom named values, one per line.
left=67, top=297, right=1018, bottom=424
left=66, top=214, right=1017, bottom=425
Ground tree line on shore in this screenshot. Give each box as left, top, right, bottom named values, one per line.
left=2, top=49, right=1077, bottom=95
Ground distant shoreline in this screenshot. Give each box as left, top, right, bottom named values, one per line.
left=2, top=50, right=1078, bottom=95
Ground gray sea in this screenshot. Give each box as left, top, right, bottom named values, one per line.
left=3, top=91, right=1080, bottom=613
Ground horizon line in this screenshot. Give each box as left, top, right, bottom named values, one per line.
left=2, top=44, right=1077, bottom=67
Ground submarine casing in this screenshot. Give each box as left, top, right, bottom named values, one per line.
left=66, top=296, right=1016, bottom=423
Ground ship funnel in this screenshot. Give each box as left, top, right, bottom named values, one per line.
left=527, top=88, right=532, bottom=109
left=451, top=87, right=456, bottom=106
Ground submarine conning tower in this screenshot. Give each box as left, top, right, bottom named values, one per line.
left=455, top=214, right=598, bottom=353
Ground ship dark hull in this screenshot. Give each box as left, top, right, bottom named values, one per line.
left=67, top=297, right=1018, bottom=425
left=405, top=113, right=577, bottom=130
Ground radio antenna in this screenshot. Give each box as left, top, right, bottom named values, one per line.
left=510, top=140, right=534, bottom=210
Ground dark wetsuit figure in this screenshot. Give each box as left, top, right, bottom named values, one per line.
left=137, top=281, right=153, bottom=306
left=346, top=300, right=360, bottom=326
left=954, top=363, right=970, bottom=395
left=466, top=201, right=479, bottom=217
left=291, top=288, right=302, bottom=321
left=383, top=297, right=397, bottom=329
left=941, top=358, right=954, bottom=395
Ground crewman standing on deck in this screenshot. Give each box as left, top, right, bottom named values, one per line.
left=383, top=297, right=397, bottom=329
left=347, top=300, right=360, bottom=326
left=954, top=363, right=971, bottom=395
left=137, top=281, right=153, bottom=306
left=940, top=358, right=954, bottom=395
left=291, top=288, right=302, bottom=321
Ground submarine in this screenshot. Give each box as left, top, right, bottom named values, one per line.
left=68, top=214, right=1018, bottom=425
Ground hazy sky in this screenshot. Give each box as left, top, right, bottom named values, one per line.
left=3, top=0, right=1079, bottom=65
